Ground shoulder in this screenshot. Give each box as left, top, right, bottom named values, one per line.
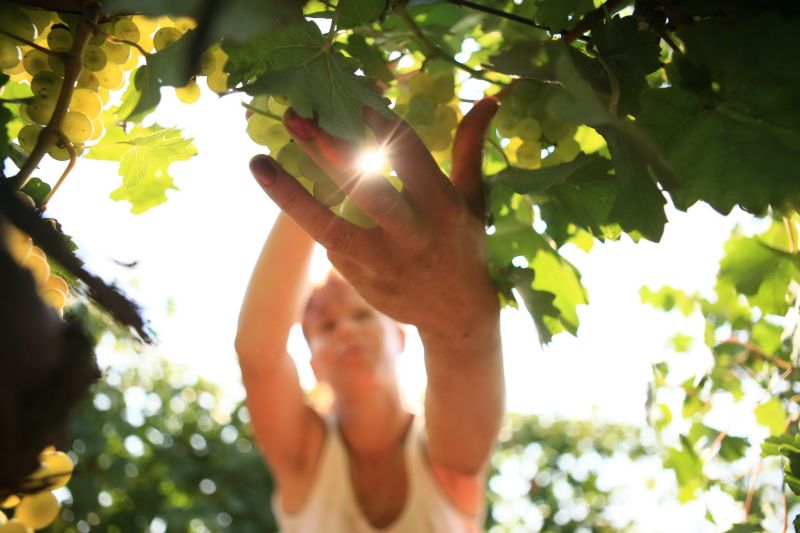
left=414, top=418, right=486, bottom=517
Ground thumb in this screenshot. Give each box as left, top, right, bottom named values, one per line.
left=450, top=97, right=499, bottom=220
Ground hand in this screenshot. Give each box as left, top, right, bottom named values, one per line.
left=249, top=99, right=500, bottom=347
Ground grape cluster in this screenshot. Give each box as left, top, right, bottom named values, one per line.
left=0, top=447, right=74, bottom=532
left=393, top=70, right=460, bottom=158
left=3, top=193, right=70, bottom=318
left=245, top=94, right=378, bottom=228
left=494, top=84, right=581, bottom=169
left=0, top=6, right=228, bottom=164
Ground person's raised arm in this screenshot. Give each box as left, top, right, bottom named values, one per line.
left=248, top=99, right=505, bottom=479
left=234, top=212, right=322, bottom=476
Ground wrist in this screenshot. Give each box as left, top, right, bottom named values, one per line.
left=418, top=304, right=501, bottom=358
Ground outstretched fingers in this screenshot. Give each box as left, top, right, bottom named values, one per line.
left=450, top=97, right=499, bottom=220
left=249, top=155, right=372, bottom=260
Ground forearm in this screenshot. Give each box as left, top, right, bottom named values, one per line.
left=235, top=212, right=315, bottom=364
left=421, top=310, right=505, bottom=474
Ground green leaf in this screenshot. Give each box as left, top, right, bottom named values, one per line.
left=637, top=15, right=800, bottom=214
left=531, top=0, right=593, bottom=31
left=343, top=33, right=393, bottom=82
left=754, top=398, right=787, bottom=437
left=598, top=125, right=667, bottom=241
left=20, top=177, right=51, bottom=206
left=664, top=439, right=704, bottom=502
left=117, top=66, right=162, bottom=123
left=226, top=22, right=391, bottom=140
left=8, top=142, right=26, bottom=169
left=339, top=0, right=386, bottom=29
left=490, top=154, right=610, bottom=194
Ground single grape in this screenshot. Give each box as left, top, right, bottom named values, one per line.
left=39, top=287, right=67, bottom=310
left=313, top=177, right=346, bottom=207
left=30, top=70, right=63, bottom=100
left=46, top=26, right=73, bottom=52
left=516, top=117, right=542, bottom=142
left=175, top=80, right=201, bottom=103
left=554, top=137, right=580, bottom=162
left=153, top=27, right=183, bottom=51
left=429, top=73, right=455, bottom=105
left=113, top=17, right=140, bottom=42
left=43, top=275, right=68, bottom=295
left=434, top=105, right=458, bottom=131
left=339, top=196, right=374, bottom=228
left=276, top=142, right=304, bottom=177
left=23, top=8, right=51, bottom=34
left=22, top=49, right=50, bottom=75
left=70, top=88, right=103, bottom=119
left=0, top=37, right=21, bottom=69
left=5, top=225, right=32, bottom=263
left=14, top=492, right=59, bottom=530
left=89, top=117, right=104, bottom=140
left=406, top=71, right=430, bottom=94
left=516, top=141, right=542, bottom=168
left=62, top=110, right=93, bottom=143
left=541, top=115, right=576, bottom=142
left=22, top=246, right=50, bottom=284
left=264, top=124, right=291, bottom=151
left=405, top=95, right=436, bottom=126
left=102, top=41, right=131, bottom=64
left=48, top=143, right=69, bottom=161
left=24, top=96, right=56, bottom=124
left=0, top=7, right=36, bottom=42
left=47, top=53, right=65, bottom=76
left=121, top=48, right=141, bottom=70
left=299, top=154, right=331, bottom=184
left=76, top=70, right=100, bottom=91
left=17, top=124, right=42, bottom=154
left=246, top=113, right=278, bottom=146
left=89, top=21, right=113, bottom=46
left=96, top=63, right=123, bottom=89
left=268, top=96, right=288, bottom=116
left=428, top=123, right=453, bottom=152
left=83, top=44, right=107, bottom=71
left=206, top=70, right=228, bottom=94
left=24, top=450, right=73, bottom=490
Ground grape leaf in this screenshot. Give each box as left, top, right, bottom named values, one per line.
left=226, top=22, right=391, bottom=140
left=637, top=14, right=800, bottom=214
left=532, top=0, right=594, bottom=31
left=20, top=178, right=51, bottom=207
left=344, top=33, right=393, bottom=83
left=88, top=127, right=197, bottom=213
left=339, top=0, right=386, bottom=29
left=664, top=437, right=705, bottom=502
left=754, top=398, right=787, bottom=437
left=490, top=154, right=610, bottom=194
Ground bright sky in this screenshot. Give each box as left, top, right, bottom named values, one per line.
left=31, top=84, right=768, bottom=532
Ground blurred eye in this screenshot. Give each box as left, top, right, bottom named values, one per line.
left=354, top=308, right=372, bottom=321
left=319, top=320, right=336, bottom=332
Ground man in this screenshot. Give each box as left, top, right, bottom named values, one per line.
left=235, top=98, right=505, bottom=531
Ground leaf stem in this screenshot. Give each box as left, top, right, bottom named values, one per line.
left=325, top=0, right=343, bottom=50
left=9, top=5, right=100, bottom=190
left=442, top=0, right=555, bottom=32
left=40, top=138, right=77, bottom=210
left=563, top=0, right=632, bottom=45
left=488, top=137, right=511, bottom=167
left=595, top=54, right=619, bottom=116
left=0, top=28, right=60, bottom=57
left=241, top=102, right=282, bottom=122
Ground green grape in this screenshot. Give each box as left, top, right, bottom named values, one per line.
left=89, top=21, right=113, bottom=46
left=246, top=113, right=279, bottom=146
left=555, top=138, right=580, bottom=162
left=276, top=142, right=304, bottom=177
left=114, top=18, right=140, bottom=42
left=206, top=71, right=228, bottom=94
left=46, top=26, right=73, bottom=52
left=48, top=142, right=69, bottom=160
left=495, top=104, right=518, bottom=138
left=198, top=49, right=215, bottom=75
left=428, top=124, right=453, bottom=152
left=69, top=88, right=102, bottom=119
left=89, top=117, right=104, bottom=140
left=17, top=124, right=42, bottom=154
left=30, top=71, right=63, bottom=100
left=264, top=124, right=291, bottom=151
left=24, top=97, right=56, bottom=124
left=405, top=94, right=435, bottom=126
left=153, top=27, right=183, bottom=51
left=434, top=105, right=458, bottom=131
left=249, top=94, right=268, bottom=113
left=0, top=7, right=36, bottom=42
left=22, top=49, right=50, bottom=75
left=47, top=53, right=65, bottom=76
left=541, top=115, right=576, bottom=142
left=273, top=95, right=289, bottom=106
left=313, top=177, right=346, bottom=207
left=83, top=45, right=107, bottom=71
left=0, top=37, right=21, bottom=69
left=516, top=117, right=542, bottom=142
left=62, top=110, right=93, bottom=143
left=268, top=96, right=288, bottom=116
left=299, top=154, right=331, bottom=184
left=415, top=125, right=435, bottom=149
left=102, top=41, right=130, bottom=64
left=22, top=8, right=52, bottom=34
left=407, top=71, right=430, bottom=94
left=429, top=73, right=455, bottom=105
left=516, top=141, right=542, bottom=168
left=76, top=70, right=100, bottom=91
left=175, top=80, right=200, bottom=103
left=96, top=63, right=123, bottom=89
left=339, top=196, right=374, bottom=228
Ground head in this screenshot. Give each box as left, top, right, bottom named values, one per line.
left=301, top=271, right=405, bottom=395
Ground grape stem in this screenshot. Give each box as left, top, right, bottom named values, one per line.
left=442, top=0, right=557, bottom=33
left=487, top=137, right=511, bottom=168
left=9, top=3, right=101, bottom=191
left=40, top=136, right=77, bottom=211
left=0, top=28, right=60, bottom=57
left=394, top=5, right=501, bottom=84
left=96, top=29, right=151, bottom=57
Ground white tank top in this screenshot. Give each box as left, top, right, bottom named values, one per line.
left=271, top=415, right=484, bottom=532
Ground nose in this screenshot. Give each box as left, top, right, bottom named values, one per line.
left=333, top=316, right=359, bottom=340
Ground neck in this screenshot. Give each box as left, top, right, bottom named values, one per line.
left=334, top=375, right=412, bottom=458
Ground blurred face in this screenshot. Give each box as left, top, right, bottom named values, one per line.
left=302, top=276, right=404, bottom=390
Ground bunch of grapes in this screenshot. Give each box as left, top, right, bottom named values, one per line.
left=393, top=70, right=461, bottom=158
left=245, top=94, right=380, bottom=228
left=493, top=82, right=582, bottom=169
left=0, top=448, right=74, bottom=532
left=3, top=193, right=69, bottom=318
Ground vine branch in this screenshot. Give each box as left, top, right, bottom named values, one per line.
left=0, top=28, right=59, bottom=56
left=563, top=0, right=632, bottom=45
left=442, top=0, right=554, bottom=32
left=9, top=4, right=101, bottom=191
left=40, top=138, right=77, bottom=210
